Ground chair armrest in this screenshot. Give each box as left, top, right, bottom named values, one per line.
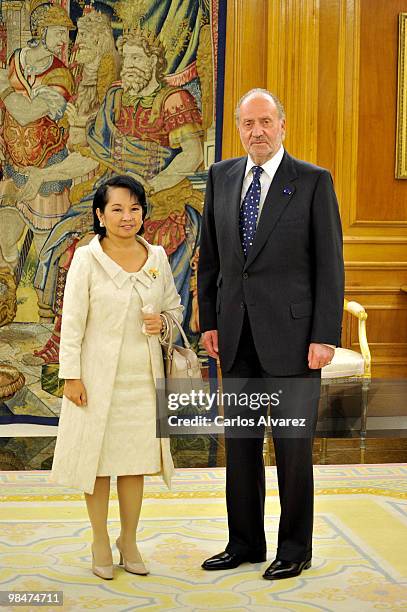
left=344, top=299, right=367, bottom=320
left=343, top=299, right=371, bottom=376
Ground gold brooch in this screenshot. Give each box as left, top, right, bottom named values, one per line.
left=148, top=268, right=159, bottom=279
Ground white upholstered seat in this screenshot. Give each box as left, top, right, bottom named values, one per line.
left=321, top=348, right=365, bottom=378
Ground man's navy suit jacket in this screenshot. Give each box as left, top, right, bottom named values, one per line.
left=197, top=151, right=345, bottom=375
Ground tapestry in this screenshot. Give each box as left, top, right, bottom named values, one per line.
left=0, top=0, right=226, bottom=430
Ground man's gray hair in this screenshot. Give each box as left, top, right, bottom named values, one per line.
left=235, top=88, right=285, bottom=124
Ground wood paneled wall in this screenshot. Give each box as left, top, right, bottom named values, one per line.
left=222, top=0, right=407, bottom=377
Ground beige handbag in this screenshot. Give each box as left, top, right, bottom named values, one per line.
left=161, top=312, right=203, bottom=395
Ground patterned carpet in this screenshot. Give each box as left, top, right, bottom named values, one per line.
left=1, top=465, right=407, bottom=611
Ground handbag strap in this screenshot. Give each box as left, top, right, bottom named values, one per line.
left=164, top=312, right=191, bottom=349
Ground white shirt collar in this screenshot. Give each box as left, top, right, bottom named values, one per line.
left=244, top=145, right=285, bottom=179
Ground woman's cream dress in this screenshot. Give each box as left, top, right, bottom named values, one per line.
left=97, top=270, right=161, bottom=476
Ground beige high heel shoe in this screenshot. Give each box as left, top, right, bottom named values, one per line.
left=116, top=538, right=149, bottom=575
left=91, top=546, right=113, bottom=580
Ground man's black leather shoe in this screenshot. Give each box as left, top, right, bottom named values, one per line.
left=262, top=558, right=311, bottom=580
left=202, top=551, right=266, bottom=571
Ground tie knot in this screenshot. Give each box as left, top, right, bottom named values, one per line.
left=251, top=166, right=263, bottom=179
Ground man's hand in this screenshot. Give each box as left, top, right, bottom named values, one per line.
left=20, top=166, right=44, bottom=201
left=202, top=330, right=219, bottom=360
left=63, top=379, right=87, bottom=406
left=308, top=343, right=334, bottom=369
left=65, top=102, right=88, bottom=128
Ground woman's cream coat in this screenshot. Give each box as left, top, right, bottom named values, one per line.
left=51, top=235, right=183, bottom=494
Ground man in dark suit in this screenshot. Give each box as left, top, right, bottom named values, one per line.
left=197, top=89, right=344, bottom=580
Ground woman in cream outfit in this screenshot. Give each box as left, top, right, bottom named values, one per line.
left=51, top=175, right=183, bottom=579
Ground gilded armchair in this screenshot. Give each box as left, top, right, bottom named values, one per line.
left=320, top=299, right=371, bottom=462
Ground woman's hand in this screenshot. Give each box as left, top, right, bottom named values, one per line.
left=142, top=312, right=163, bottom=335
left=63, top=379, right=87, bottom=407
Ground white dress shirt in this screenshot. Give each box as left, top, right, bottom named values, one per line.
left=240, top=145, right=285, bottom=224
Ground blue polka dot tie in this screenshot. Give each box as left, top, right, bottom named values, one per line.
left=239, top=165, right=263, bottom=258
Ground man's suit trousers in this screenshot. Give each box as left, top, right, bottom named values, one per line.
left=222, top=311, right=321, bottom=562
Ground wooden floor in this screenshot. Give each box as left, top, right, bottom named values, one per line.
left=311, top=437, right=407, bottom=465
left=2, top=433, right=407, bottom=471
left=173, top=437, right=407, bottom=468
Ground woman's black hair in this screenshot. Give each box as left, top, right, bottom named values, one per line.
left=93, top=175, right=148, bottom=237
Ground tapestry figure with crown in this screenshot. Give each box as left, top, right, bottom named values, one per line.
left=0, top=0, right=223, bottom=454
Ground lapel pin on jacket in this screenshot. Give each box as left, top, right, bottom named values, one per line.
left=148, top=268, right=159, bottom=279
left=283, top=187, right=293, bottom=196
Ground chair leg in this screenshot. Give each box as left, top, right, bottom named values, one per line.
left=263, top=429, right=272, bottom=465
left=320, top=382, right=330, bottom=464
left=360, top=378, right=370, bottom=463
